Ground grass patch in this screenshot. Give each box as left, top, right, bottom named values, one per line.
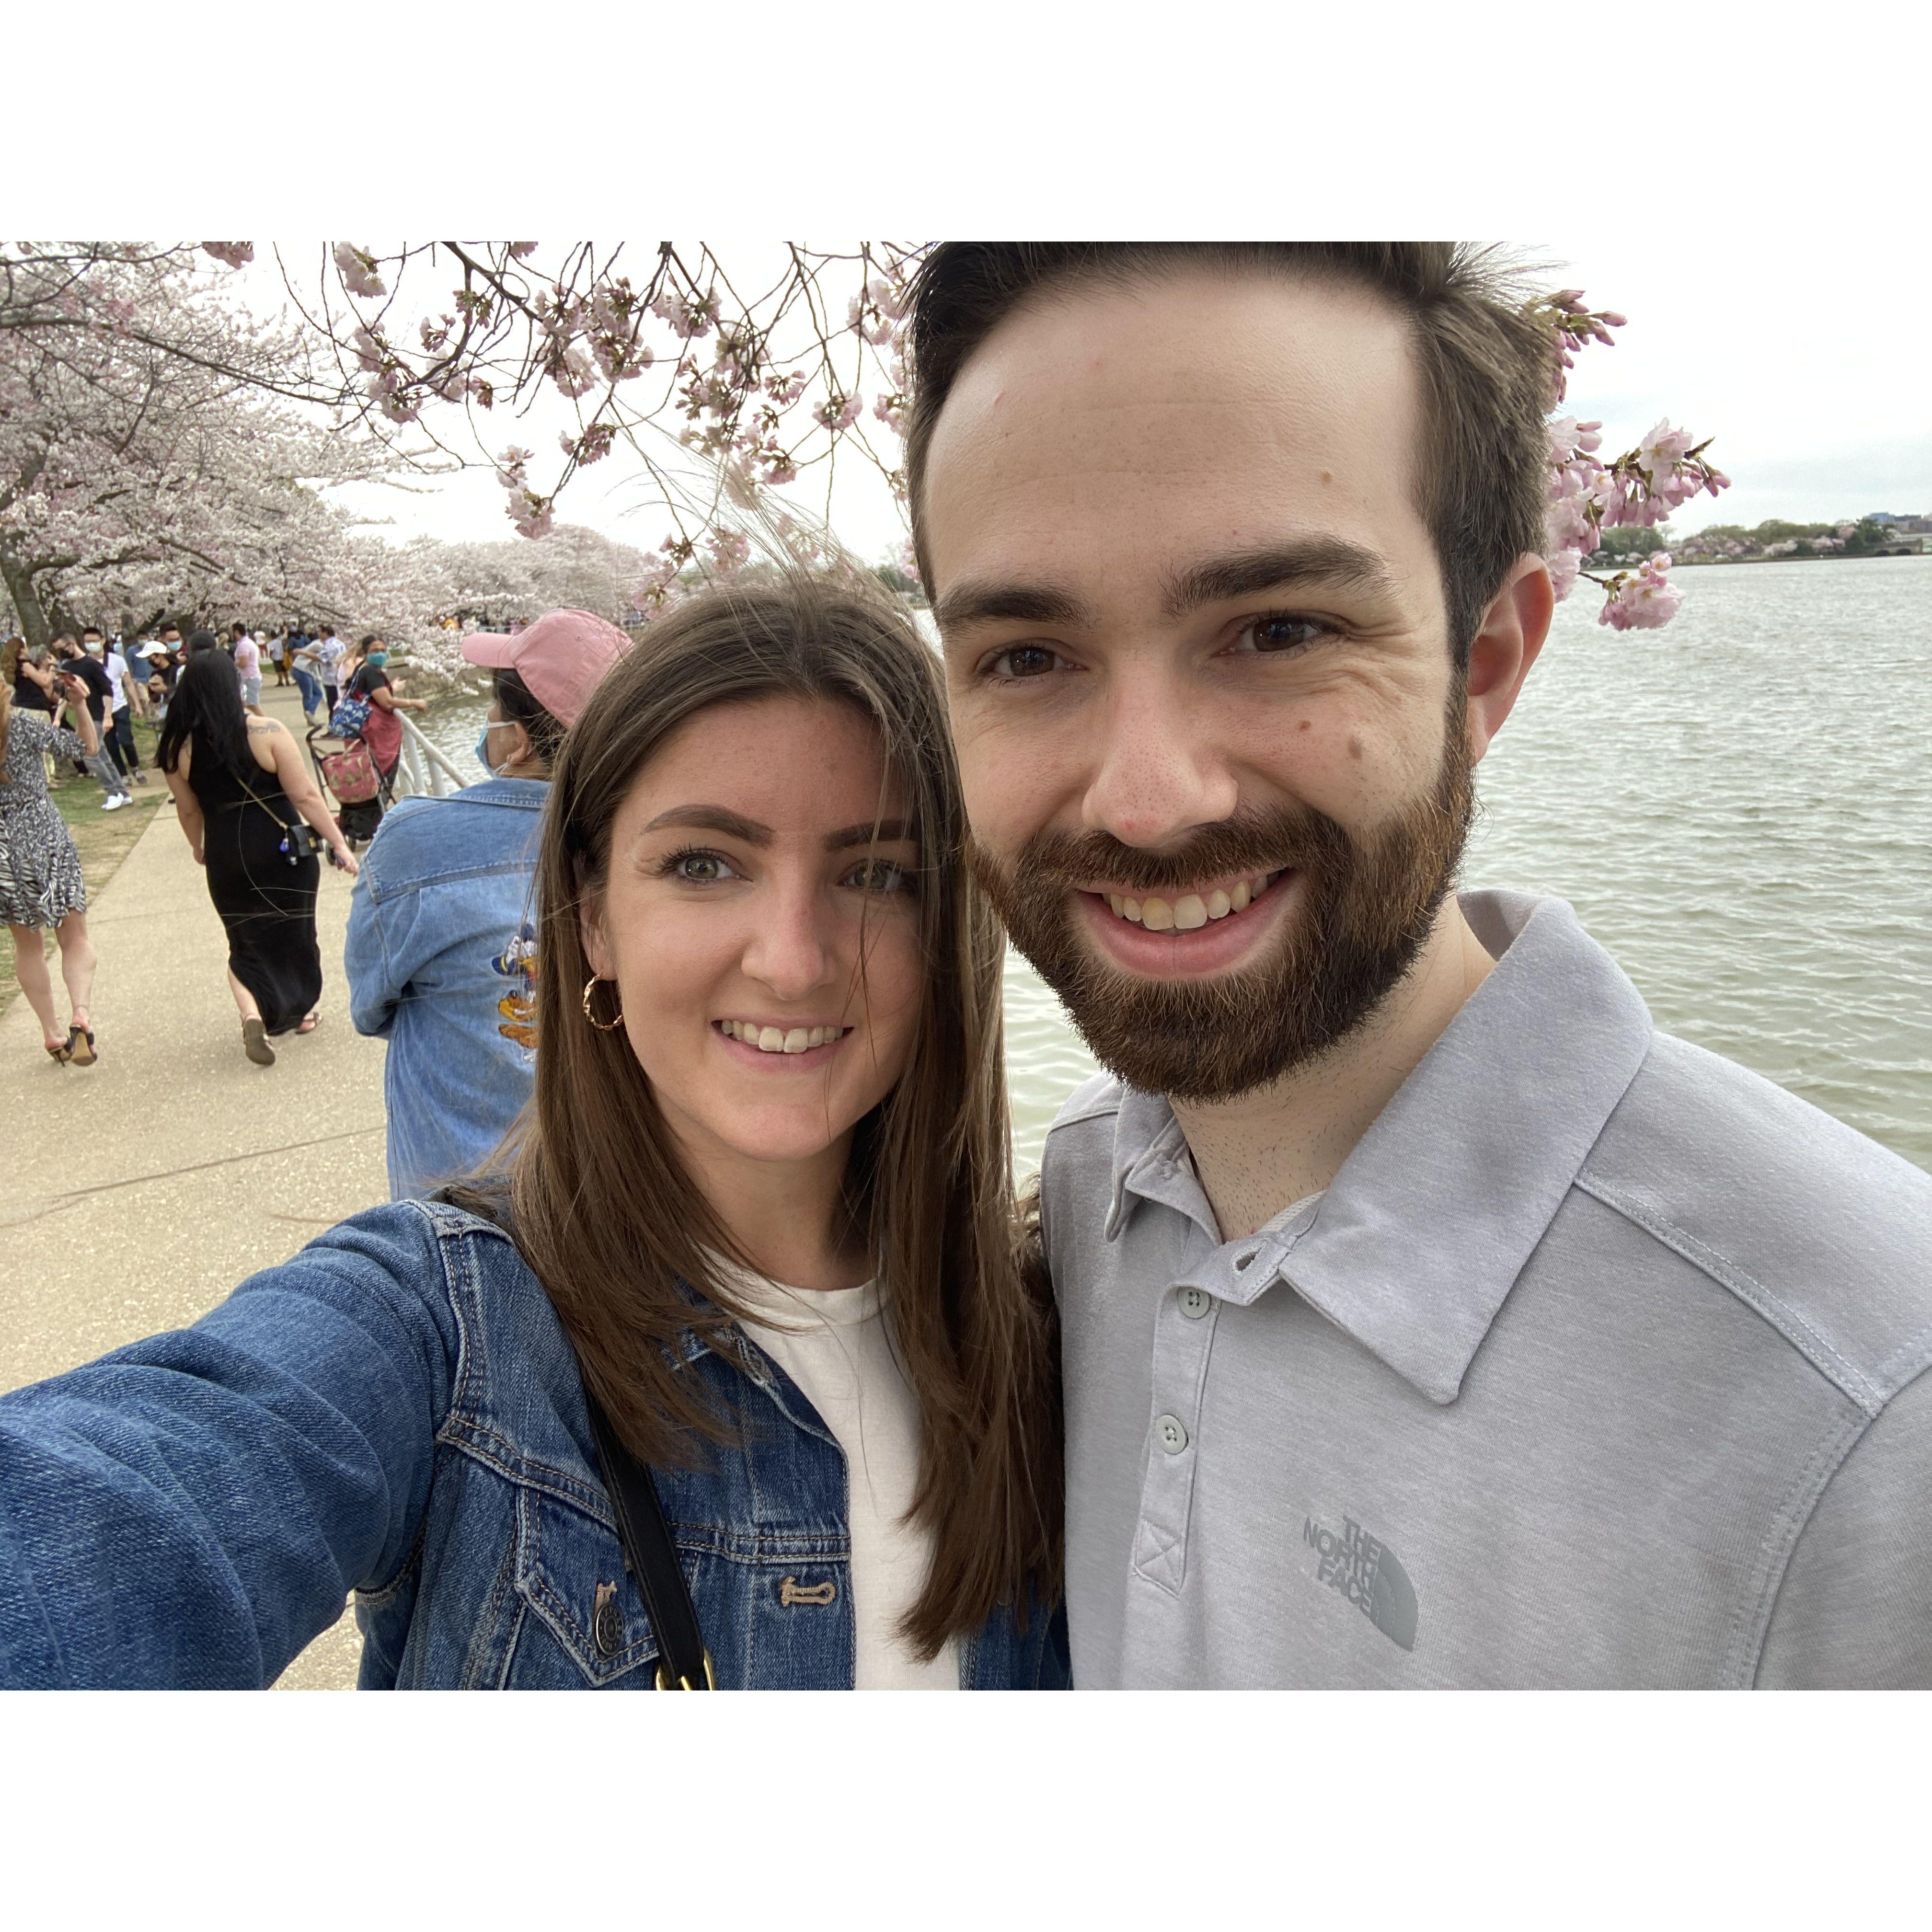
left=0, top=715, right=168, bottom=1012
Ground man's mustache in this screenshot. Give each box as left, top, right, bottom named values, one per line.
left=973, top=806, right=1349, bottom=898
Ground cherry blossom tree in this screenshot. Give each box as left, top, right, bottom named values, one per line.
left=254, top=245, right=1727, bottom=631
left=0, top=248, right=435, bottom=647
left=4, top=243, right=1732, bottom=643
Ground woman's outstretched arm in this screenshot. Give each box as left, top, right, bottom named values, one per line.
left=0, top=1204, right=461, bottom=1688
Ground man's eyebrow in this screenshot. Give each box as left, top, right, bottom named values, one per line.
left=931, top=580, right=1097, bottom=634
left=826, top=818, right=917, bottom=851
left=641, top=805, right=772, bottom=843
left=1162, top=540, right=1402, bottom=617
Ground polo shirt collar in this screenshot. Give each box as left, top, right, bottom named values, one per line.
left=1105, top=891, right=1655, bottom=1405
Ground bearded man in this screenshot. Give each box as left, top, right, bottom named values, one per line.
left=907, top=243, right=1932, bottom=1688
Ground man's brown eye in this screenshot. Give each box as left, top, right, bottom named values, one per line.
left=995, top=645, right=1058, bottom=678
left=1250, top=616, right=1322, bottom=652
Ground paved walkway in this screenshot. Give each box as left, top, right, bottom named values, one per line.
left=1, top=677, right=383, bottom=1688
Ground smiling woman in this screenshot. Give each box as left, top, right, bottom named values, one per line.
left=0, top=574, right=1064, bottom=1690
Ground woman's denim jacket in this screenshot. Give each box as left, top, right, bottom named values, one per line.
left=0, top=1199, right=1068, bottom=1690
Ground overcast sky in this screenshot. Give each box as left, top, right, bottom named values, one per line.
left=305, top=230, right=1931, bottom=567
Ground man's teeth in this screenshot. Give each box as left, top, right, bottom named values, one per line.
left=719, top=1021, right=846, bottom=1054
left=1105, top=873, right=1276, bottom=929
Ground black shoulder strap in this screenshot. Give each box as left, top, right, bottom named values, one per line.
left=582, top=1388, right=714, bottom=1690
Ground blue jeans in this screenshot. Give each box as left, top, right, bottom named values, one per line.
left=292, top=667, right=323, bottom=717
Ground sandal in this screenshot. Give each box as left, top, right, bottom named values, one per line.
left=66, top=1024, right=97, bottom=1067
left=242, top=1017, right=276, bottom=1066
left=296, top=1010, right=319, bottom=1035
left=44, top=1037, right=71, bottom=1064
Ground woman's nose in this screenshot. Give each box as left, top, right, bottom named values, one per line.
left=740, top=881, right=839, bottom=1001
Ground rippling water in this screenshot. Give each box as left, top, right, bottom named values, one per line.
left=424, top=554, right=1932, bottom=1177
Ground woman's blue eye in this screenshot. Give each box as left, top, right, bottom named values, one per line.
left=667, top=851, right=737, bottom=884
left=845, top=858, right=914, bottom=895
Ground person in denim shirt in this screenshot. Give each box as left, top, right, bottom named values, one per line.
left=345, top=609, right=631, bottom=1198
left=0, top=575, right=1066, bottom=1690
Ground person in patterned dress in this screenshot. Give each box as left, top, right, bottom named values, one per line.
left=0, top=656, right=104, bottom=1064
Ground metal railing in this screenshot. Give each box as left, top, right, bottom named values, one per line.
left=391, top=711, right=470, bottom=801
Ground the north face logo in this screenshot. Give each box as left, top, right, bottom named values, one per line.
left=1303, top=1514, right=1418, bottom=1652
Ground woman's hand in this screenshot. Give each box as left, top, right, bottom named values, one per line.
left=333, top=844, right=360, bottom=877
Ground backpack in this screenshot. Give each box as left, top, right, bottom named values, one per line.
left=329, top=690, right=372, bottom=739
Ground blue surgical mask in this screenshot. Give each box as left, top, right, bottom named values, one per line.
left=475, top=727, right=501, bottom=777
left=366, top=650, right=389, bottom=668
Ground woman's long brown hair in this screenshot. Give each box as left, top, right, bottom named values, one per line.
left=454, top=575, right=1060, bottom=1657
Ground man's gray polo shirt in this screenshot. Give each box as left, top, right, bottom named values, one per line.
left=1042, top=889, right=1932, bottom=1687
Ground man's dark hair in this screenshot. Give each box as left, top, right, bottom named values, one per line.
left=903, top=243, right=1557, bottom=667
left=81, top=626, right=103, bottom=641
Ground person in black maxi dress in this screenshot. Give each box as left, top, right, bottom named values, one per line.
left=189, top=748, right=323, bottom=1034
left=158, top=642, right=358, bottom=1063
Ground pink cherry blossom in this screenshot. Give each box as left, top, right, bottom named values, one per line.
left=813, top=391, right=862, bottom=433
left=333, top=243, right=386, bottom=300
left=199, top=242, right=255, bottom=269
left=1598, top=553, right=1684, bottom=631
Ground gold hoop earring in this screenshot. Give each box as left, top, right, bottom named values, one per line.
left=581, top=974, right=623, bottom=1032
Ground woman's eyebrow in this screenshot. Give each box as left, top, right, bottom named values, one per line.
left=642, top=805, right=771, bottom=843
left=825, top=819, right=916, bottom=851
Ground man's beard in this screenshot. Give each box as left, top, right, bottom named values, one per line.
left=971, top=702, right=1475, bottom=1104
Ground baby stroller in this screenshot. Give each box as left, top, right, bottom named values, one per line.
left=306, top=723, right=392, bottom=851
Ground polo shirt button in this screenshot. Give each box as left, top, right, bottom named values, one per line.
left=1155, top=1413, right=1189, bottom=1455
left=1177, top=1287, right=1212, bottom=1320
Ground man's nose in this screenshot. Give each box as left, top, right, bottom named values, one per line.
left=741, top=880, right=838, bottom=1001
left=1080, top=672, right=1240, bottom=849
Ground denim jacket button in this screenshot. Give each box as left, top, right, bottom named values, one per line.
left=593, top=1595, right=625, bottom=1657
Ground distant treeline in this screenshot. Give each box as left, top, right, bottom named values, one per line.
left=1593, top=518, right=1908, bottom=563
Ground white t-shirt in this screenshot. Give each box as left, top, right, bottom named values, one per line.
left=104, top=650, right=133, bottom=713
left=715, top=1258, right=960, bottom=1690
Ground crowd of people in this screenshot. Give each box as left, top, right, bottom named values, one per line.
left=0, top=243, right=1928, bottom=1692
left=1, top=617, right=427, bottom=1069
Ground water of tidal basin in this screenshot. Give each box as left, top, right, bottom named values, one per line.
left=424, top=552, right=1932, bottom=1179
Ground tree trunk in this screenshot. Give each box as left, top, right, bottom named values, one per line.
left=0, top=540, right=53, bottom=652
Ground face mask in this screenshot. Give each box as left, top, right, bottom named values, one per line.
left=366, top=651, right=388, bottom=668
left=475, top=727, right=502, bottom=777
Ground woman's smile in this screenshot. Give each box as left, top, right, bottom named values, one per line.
left=713, top=1018, right=854, bottom=1062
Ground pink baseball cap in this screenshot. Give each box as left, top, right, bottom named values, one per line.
left=460, top=608, right=631, bottom=727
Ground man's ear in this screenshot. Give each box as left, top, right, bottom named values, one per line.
left=1464, top=553, right=1555, bottom=766
left=580, top=893, right=614, bottom=981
